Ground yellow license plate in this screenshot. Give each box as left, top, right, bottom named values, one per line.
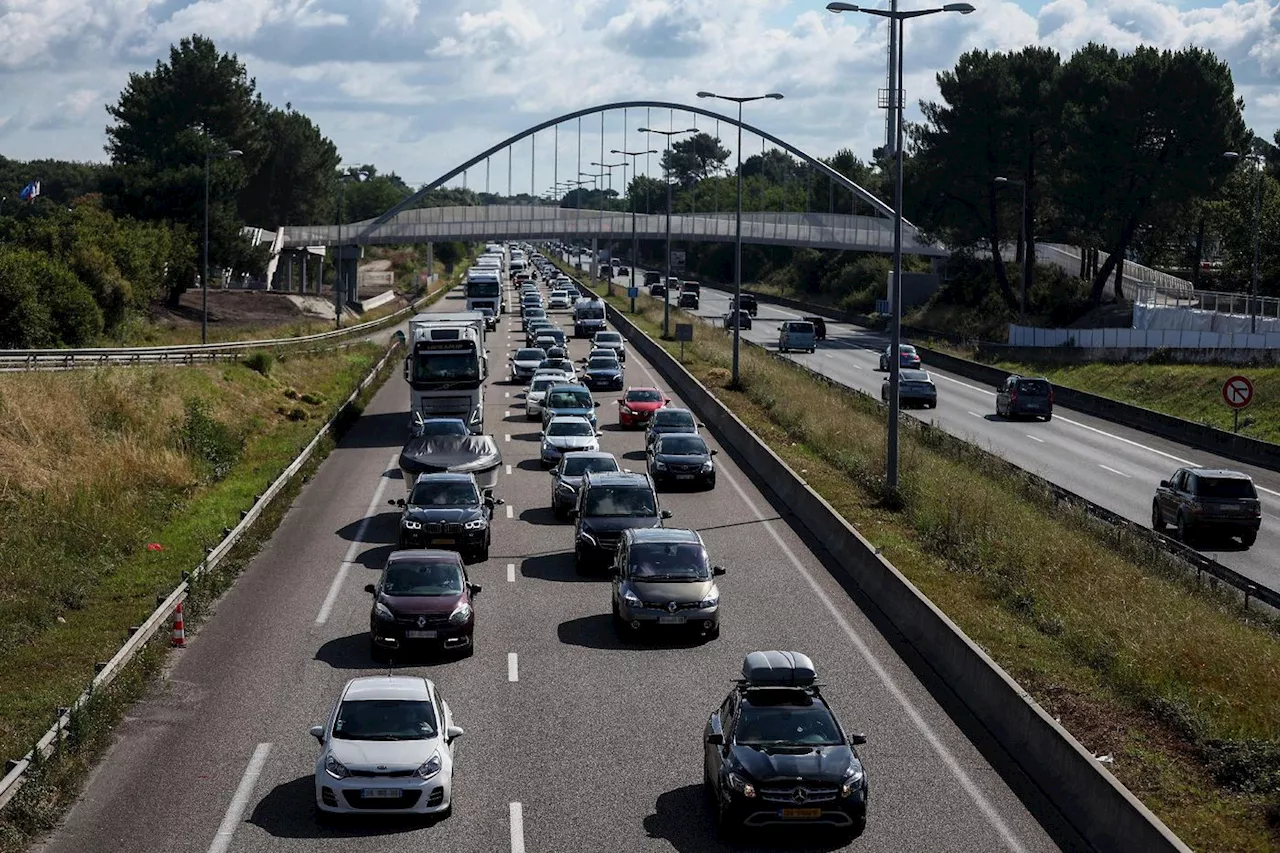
left=780, top=808, right=822, bottom=819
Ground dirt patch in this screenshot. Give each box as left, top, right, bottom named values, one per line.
left=154, top=289, right=311, bottom=328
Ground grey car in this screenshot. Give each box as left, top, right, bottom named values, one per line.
left=647, top=433, right=717, bottom=490
left=550, top=451, right=621, bottom=519
left=645, top=407, right=701, bottom=449
left=881, top=368, right=937, bottom=408
left=592, top=330, right=627, bottom=362
left=611, top=528, right=724, bottom=641
left=510, top=347, right=547, bottom=383
left=996, top=374, right=1053, bottom=421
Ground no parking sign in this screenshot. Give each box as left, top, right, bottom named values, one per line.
left=1222, top=375, right=1253, bottom=433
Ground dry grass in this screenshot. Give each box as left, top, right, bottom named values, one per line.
left=585, top=277, right=1280, bottom=851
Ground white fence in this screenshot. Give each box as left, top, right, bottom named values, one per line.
left=1008, top=323, right=1280, bottom=350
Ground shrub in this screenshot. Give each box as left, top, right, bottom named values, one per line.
left=300, top=392, right=325, bottom=405
left=242, top=351, right=274, bottom=376
left=174, top=399, right=241, bottom=481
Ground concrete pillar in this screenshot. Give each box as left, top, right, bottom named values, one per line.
left=300, top=253, right=308, bottom=295
left=285, top=252, right=295, bottom=293
left=590, top=237, right=599, bottom=283
left=426, top=243, right=435, bottom=290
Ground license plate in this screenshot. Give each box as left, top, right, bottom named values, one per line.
left=362, top=788, right=402, bottom=799
left=780, top=808, right=822, bottom=819
left=676, top=474, right=694, bottom=480
left=658, top=615, right=685, bottom=624
left=431, top=537, right=456, bottom=545
left=405, top=630, right=437, bottom=638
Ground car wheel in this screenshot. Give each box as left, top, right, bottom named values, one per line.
left=1151, top=501, right=1165, bottom=532
left=438, top=802, right=453, bottom=819
left=1241, top=530, right=1258, bottom=547
left=476, top=537, right=490, bottom=563
left=1176, top=512, right=1191, bottom=543
left=574, top=546, right=590, bottom=574
left=1043, top=412, right=1052, bottom=421
left=704, top=476, right=716, bottom=491
left=704, top=624, right=720, bottom=642
left=716, top=795, right=741, bottom=841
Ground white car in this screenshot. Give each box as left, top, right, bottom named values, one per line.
left=526, top=372, right=569, bottom=420
left=310, top=675, right=462, bottom=817
left=540, top=415, right=601, bottom=466
left=548, top=291, right=571, bottom=310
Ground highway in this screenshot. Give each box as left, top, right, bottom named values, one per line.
left=593, top=259, right=1280, bottom=593
left=35, top=279, right=1076, bottom=852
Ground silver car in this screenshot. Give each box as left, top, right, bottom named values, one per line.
left=592, top=330, right=627, bottom=362
left=611, top=527, right=724, bottom=641
left=540, top=415, right=601, bottom=466
left=525, top=372, right=570, bottom=420
left=310, top=675, right=463, bottom=817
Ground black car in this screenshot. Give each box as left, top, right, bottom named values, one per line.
left=645, top=407, right=701, bottom=449
left=801, top=316, right=827, bottom=340
left=365, top=549, right=480, bottom=660
left=725, top=310, right=752, bottom=330
left=648, top=433, right=717, bottom=489
left=678, top=290, right=700, bottom=309
left=650, top=283, right=667, bottom=298
left=704, top=652, right=868, bottom=842
left=477, top=307, right=498, bottom=331
left=1153, top=467, right=1262, bottom=546
left=550, top=451, right=622, bottom=519
left=583, top=355, right=624, bottom=390
left=570, top=471, right=671, bottom=572
left=731, top=294, right=758, bottom=317
left=392, top=472, right=502, bottom=563
left=996, top=374, right=1053, bottom=420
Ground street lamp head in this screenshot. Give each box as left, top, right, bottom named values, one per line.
left=696, top=91, right=716, bottom=99
left=994, top=176, right=1009, bottom=184
left=1222, top=151, right=1241, bottom=161
left=827, top=2, right=859, bottom=12
left=942, top=3, right=975, bottom=12
left=765, top=93, right=784, bottom=100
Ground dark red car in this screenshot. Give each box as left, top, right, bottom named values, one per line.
left=617, top=386, right=670, bottom=429
left=366, top=549, right=480, bottom=661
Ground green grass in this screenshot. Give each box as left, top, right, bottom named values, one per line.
left=559, top=260, right=1280, bottom=851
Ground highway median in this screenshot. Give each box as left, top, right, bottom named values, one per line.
left=564, top=266, right=1280, bottom=851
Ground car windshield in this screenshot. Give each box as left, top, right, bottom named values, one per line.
left=530, top=377, right=561, bottom=393
left=627, top=390, right=663, bottom=403
left=628, top=542, right=709, bottom=580
left=333, top=699, right=437, bottom=741
left=563, top=456, right=619, bottom=476
left=547, top=420, right=594, bottom=437
left=654, top=411, right=695, bottom=428
left=541, top=360, right=574, bottom=374
left=658, top=436, right=707, bottom=455
left=381, top=559, right=463, bottom=596
left=1016, top=380, right=1051, bottom=396
left=409, top=481, right=479, bottom=506
left=584, top=486, right=657, bottom=517
left=596, top=333, right=622, bottom=344
left=516, top=349, right=545, bottom=361
left=1195, top=476, right=1257, bottom=499
left=416, top=420, right=468, bottom=436
left=588, top=358, right=618, bottom=370
left=548, top=390, right=592, bottom=408
left=736, top=699, right=844, bottom=747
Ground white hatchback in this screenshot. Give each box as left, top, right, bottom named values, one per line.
left=310, top=676, right=462, bottom=817
left=548, top=290, right=571, bottom=310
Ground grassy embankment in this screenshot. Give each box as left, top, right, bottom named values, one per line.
left=570, top=270, right=1280, bottom=851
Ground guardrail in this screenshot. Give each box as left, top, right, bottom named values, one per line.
left=0, top=281, right=452, bottom=373
left=0, top=337, right=405, bottom=815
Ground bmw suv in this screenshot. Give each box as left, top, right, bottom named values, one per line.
left=570, top=471, right=670, bottom=572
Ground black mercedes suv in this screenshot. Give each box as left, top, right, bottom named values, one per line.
left=704, top=651, right=868, bottom=842
left=570, top=471, right=670, bottom=572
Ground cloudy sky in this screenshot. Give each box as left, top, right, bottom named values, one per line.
left=0, top=0, right=1277, bottom=209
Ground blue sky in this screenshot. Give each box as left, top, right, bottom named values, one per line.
left=0, top=0, right=1275, bottom=218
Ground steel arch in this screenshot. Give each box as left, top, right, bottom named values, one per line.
left=361, top=100, right=906, bottom=239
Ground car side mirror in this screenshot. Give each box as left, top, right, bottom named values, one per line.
left=364, top=583, right=377, bottom=594
left=697, top=423, right=705, bottom=429
left=710, top=449, right=718, bottom=456
left=594, top=400, right=601, bottom=407
left=309, top=725, right=326, bottom=744
left=467, top=582, right=482, bottom=595
left=446, top=725, right=464, bottom=743
left=713, top=566, right=726, bottom=576
left=1159, top=480, right=1170, bottom=488
left=707, top=733, right=724, bottom=746
left=850, top=733, right=868, bottom=745
left=660, top=509, right=673, bottom=519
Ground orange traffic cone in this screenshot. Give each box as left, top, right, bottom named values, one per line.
left=172, top=601, right=186, bottom=648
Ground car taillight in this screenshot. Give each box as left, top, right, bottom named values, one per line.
left=1049, top=389, right=1054, bottom=404
left=1010, top=391, right=1018, bottom=403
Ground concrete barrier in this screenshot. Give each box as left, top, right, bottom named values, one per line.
left=916, top=346, right=1280, bottom=474
left=351, top=289, right=398, bottom=314
left=600, top=298, right=1191, bottom=853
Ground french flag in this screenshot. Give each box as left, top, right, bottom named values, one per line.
left=19, top=180, right=40, bottom=202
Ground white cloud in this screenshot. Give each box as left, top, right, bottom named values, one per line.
left=0, top=0, right=1276, bottom=209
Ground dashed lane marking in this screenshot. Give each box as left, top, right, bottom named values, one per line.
left=207, top=743, right=272, bottom=853
left=508, top=653, right=519, bottom=682
left=1026, top=434, right=1045, bottom=443
left=1099, top=464, right=1131, bottom=478
left=316, top=453, right=398, bottom=624
left=507, top=563, right=516, bottom=582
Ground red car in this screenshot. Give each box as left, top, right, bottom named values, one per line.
left=617, top=386, right=670, bottom=428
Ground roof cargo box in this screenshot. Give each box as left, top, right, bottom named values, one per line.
left=741, top=651, right=816, bottom=686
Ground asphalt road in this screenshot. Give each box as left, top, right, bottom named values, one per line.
left=588, top=257, right=1280, bottom=593
left=36, top=279, right=1077, bottom=853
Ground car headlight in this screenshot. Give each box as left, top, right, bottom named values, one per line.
left=374, top=602, right=395, bottom=621
left=413, top=751, right=442, bottom=780
left=623, top=589, right=641, bottom=606
left=701, top=460, right=714, bottom=472
left=578, top=530, right=597, bottom=546
left=726, top=771, right=756, bottom=798
left=324, top=753, right=349, bottom=779
left=620, top=405, right=633, bottom=413
left=449, top=602, right=473, bottom=625
left=653, top=460, right=667, bottom=470
left=463, top=518, right=487, bottom=530
left=841, top=767, right=865, bottom=797
left=402, top=519, right=422, bottom=530
left=699, top=586, right=719, bottom=608
left=555, top=480, right=575, bottom=493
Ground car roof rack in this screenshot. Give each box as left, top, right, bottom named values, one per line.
left=737, top=651, right=817, bottom=687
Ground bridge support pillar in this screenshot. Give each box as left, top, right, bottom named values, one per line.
left=333, top=245, right=362, bottom=307
left=300, top=253, right=308, bottom=294
left=590, top=237, right=599, bottom=285
left=284, top=252, right=294, bottom=293
left=426, top=243, right=435, bottom=290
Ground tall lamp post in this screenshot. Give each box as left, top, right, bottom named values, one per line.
left=1223, top=148, right=1265, bottom=334
left=580, top=171, right=606, bottom=279
left=333, top=172, right=360, bottom=329
left=640, top=127, right=699, bottom=337
left=994, top=176, right=1030, bottom=320
left=612, top=147, right=658, bottom=311
left=827, top=0, right=974, bottom=490
left=696, top=91, right=784, bottom=388
left=202, top=147, right=243, bottom=344
left=593, top=160, right=627, bottom=281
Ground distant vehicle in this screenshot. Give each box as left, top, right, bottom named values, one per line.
left=644, top=271, right=663, bottom=288
left=801, top=315, right=827, bottom=340
left=549, top=450, right=622, bottom=519
left=778, top=320, right=817, bottom=353
left=703, top=651, right=868, bottom=842
left=364, top=550, right=480, bottom=659
left=617, top=386, right=670, bottom=429
left=309, top=675, right=464, bottom=815
left=476, top=307, right=498, bottom=331
left=649, top=282, right=667, bottom=298
left=540, top=415, right=603, bottom=467
left=995, top=375, right=1053, bottom=421
left=611, top=528, right=724, bottom=641
left=645, top=407, right=700, bottom=449
left=678, top=281, right=700, bottom=309
left=570, top=471, right=671, bottom=571
left=1152, top=467, right=1261, bottom=547
left=648, top=433, right=717, bottom=490
left=392, top=473, right=499, bottom=562
left=731, top=294, right=758, bottom=316
left=509, top=347, right=548, bottom=383
left=542, top=383, right=600, bottom=429
left=724, top=310, right=752, bottom=330
left=592, top=330, right=627, bottom=362
left=582, top=355, right=624, bottom=391
left=573, top=295, right=608, bottom=338
left=882, top=369, right=937, bottom=409
left=525, top=372, right=571, bottom=420
left=548, top=291, right=571, bottom=310
left=411, top=417, right=470, bottom=437
left=879, top=344, right=920, bottom=371
left=536, top=357, right=578, bottom=381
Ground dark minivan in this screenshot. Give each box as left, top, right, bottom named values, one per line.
left=996, top=375, right=1053, bottom=421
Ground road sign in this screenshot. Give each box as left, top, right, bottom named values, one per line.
left=671, top=251, right=686, bottom=272
left=1222, top=375, right=1253, bottom=409
left=675, top=323, right=693, bottom=342
left=627, top=287, right=639, bottom=298
left=875, top=299, right=890, bottom=314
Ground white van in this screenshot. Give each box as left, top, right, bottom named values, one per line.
left=778, top=320, right=817, bottom=353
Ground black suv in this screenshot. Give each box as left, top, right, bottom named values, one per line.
left=570, top=471, right=671, bottom=572
left=704, top=651, right=869, bottom=842
left=995, top=374, right=1054, bottom=421
left=678, top=283, right=700, bottom=310
left=392, top=473, right=502, bottom=563
left=731, top=294, right=758, bottom=316
left=1153, top=467, right=1262, bottom=546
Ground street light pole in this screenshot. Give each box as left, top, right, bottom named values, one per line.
left=202, top=147, right=243, bottom=344
left=697, top=91, right=784, bottom=388
left=828, top=0, right=974, bottom=491
left=640, top=127, right=698, bottom=338
left=613, top=147, right=658, bottom=312
left=994, top=176, right=1030, bottom=320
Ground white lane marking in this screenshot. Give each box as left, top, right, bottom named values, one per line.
left=1025, top=434, right=1045, bottom=443
left=508, top=653, right=519, bottom=682
left=510, top=802, right=526, bottom=853
left=720, top=468, right=1030, bottom=853
left=507, top=563, right=516, bottom=582
left=1099, top=464, right=1131, bottom=478
left=967, top=411, right=982, bottom=418
left=506, top=464, right=513, bottom=476
left=1257, top=485, right=1280, bottom=498
left=505, top=392, right=511, bottom=398
left=207, top=743, right=272, bottom=853
left=316, top=453, right=398, bottom=624
left=505, top=433, right=511, bottom=442
left=506, top=504, right=514, bottom=519
left=505, top=410, right=511, bottom=418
